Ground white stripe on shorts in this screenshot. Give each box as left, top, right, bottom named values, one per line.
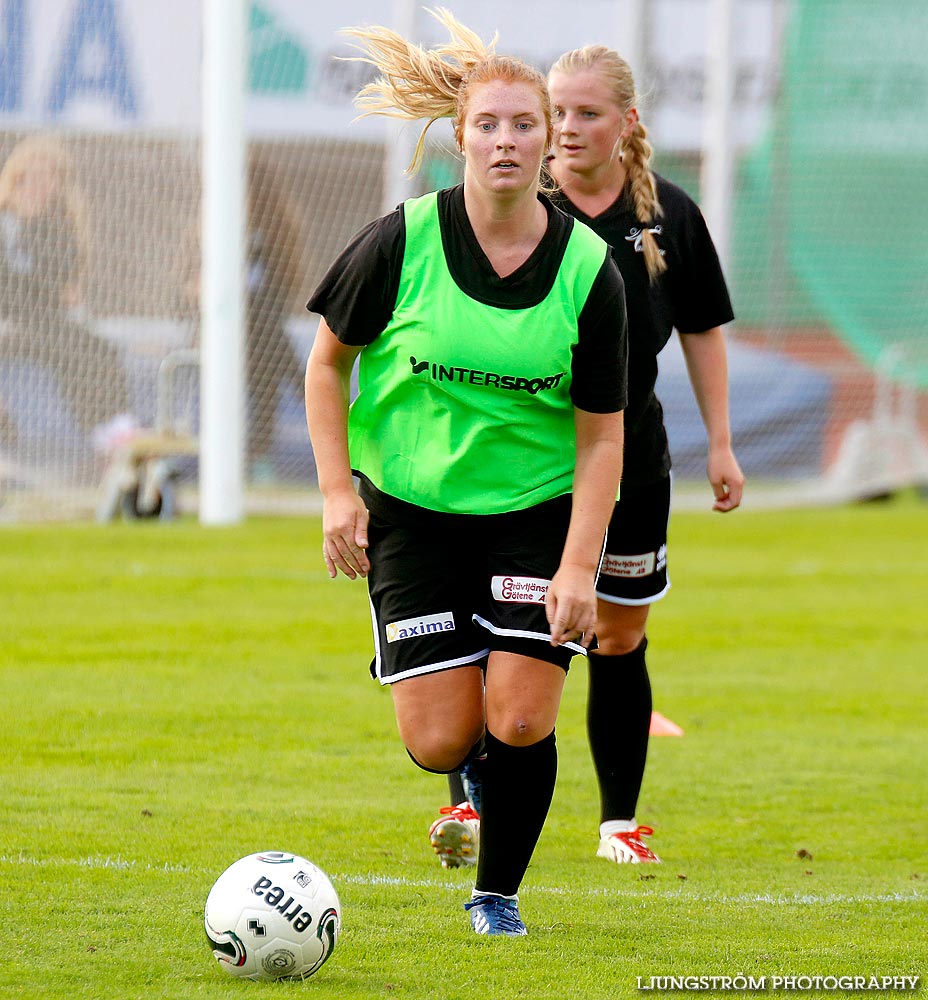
left=368, top=595, right=490, bottom=686
left=472, top=614, right=588, bottom=657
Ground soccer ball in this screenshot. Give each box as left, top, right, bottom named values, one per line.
left=204, top=851, right=340, bottom=981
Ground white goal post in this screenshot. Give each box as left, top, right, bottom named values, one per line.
left=199, top=0, right=247, bottom=526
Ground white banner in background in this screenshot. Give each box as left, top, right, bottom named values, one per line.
left=0, top=0, right=201, bottom=129
left=0, top=0, right=780, bottom=150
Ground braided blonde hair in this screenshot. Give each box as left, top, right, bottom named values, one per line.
left=549, top=45, right=666, bottom=281
left=343, top=7, right=553, bottom=177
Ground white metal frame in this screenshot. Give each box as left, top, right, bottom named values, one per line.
left=200, top=0, right=247, bottom=525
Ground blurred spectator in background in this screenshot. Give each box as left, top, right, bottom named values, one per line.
left=182, top=149, right=306, bottom=482
left=244, top=151, right=306, bottom=481
left=0, top=135, right=130, bottom=442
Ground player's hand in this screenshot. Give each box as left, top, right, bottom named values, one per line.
left=545, top=563, right=597, bottom=648
left=321, top=487, right=370, bottom=580
left=707, top=446, right=745, bottom=513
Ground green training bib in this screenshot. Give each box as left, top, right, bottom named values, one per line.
left=349, top=190, right=608, bottom=514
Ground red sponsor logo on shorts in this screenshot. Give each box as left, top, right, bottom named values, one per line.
left=491, top=575, right=549, bottom=604
left=600, top=552, right=656, bottom=579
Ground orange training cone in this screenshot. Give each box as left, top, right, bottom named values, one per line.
left=649, top=711, right=684, bottom=737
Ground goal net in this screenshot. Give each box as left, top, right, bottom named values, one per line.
left=718, top=0, right=928, bottom=505
left=1, top=0, right=925, bottom=521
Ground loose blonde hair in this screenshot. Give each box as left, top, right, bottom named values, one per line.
left=0, top=134, right=89, bottom=281
left=343, top=7, right=553, bottom=177
left=550, top=45, right=666, bottom=281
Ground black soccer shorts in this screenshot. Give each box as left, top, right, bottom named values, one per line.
left=360, top=486, right=588, bottom=685
left=597, top=473, right=672, bottom=605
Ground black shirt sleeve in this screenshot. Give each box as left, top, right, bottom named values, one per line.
left=669, top=194, right=734, bottom=334
left=570, top=255, right=628, bottom=413
left=306, top=209, right=405, bottom=345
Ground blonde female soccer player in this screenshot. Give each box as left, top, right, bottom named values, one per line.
left=547, top=45, right=744, bottom=864
left=305, top=11, right=628, bottom=935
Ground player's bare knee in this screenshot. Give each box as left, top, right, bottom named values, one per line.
left=595, top=602, right=649, bottom=657
left=492, top=716, right=546, bottom=747
left=405, top=728, right=482, bottom=773
left=594, top=625, right=647, bottom=657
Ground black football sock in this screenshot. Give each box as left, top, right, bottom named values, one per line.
left=587, top=638, right=651, bottom=823
left=475, top=729, right=557, bottom=898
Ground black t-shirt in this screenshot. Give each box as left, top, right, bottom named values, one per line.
left=307, top=184, right=628, bottom=415
left=0, top=210, right=78, bottom=325
left=553, top=173, right=733, bottom=484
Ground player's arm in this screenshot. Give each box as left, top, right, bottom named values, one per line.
left=547, top=252, right=628, bottom=644
left=677, top=326, right=744, bottom=511
left=547, top=406, right=625, bottom=647
left=304, top=319, right=369, bottom=579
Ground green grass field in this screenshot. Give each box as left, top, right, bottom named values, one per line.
left=1, top=496, right=926, bottom=999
